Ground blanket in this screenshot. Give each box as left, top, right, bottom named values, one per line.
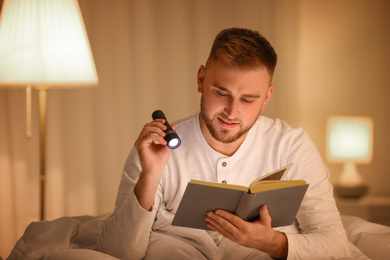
left=6, top=214, right=390, bottom=260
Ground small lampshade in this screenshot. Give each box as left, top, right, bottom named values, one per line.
left=327, top=116, right=373, bottom=163
left=326, top=116, right=373, bottom=198
left=0, top=0, right=98, bottom=88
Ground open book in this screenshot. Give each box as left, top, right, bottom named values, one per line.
left=171, top=164, right=308, bottom=230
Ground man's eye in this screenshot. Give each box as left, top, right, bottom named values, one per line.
left=217, top=91, right=228, bottom=97
left=242, top=98, right=254, bottom=103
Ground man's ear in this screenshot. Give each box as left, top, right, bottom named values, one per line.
left=197, top=65, right=206, bottom=93
left=262, top=84, right=274, bottom=110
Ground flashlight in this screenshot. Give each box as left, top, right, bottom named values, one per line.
left=152, top=110, right=181, bottom=149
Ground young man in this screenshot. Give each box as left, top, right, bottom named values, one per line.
left=98, top=28, right=351, bottom=259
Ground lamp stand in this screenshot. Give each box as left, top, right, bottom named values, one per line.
left=38, top=89, right=47, bottom=221
left=334, top=162, right=368, bottom=198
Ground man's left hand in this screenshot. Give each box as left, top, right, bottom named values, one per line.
left=205, top=205, right=288, bottom=259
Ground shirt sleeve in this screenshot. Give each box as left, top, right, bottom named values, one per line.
left=97, top=148, right=159, bottom=260
left=283, top=129, right=351, bottom=259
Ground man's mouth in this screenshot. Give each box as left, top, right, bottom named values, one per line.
left=218, top=117, right=239, bottom=129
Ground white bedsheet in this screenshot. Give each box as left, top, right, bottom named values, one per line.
left=341, top=215, right=390, bottom=260
left=6, top=214, right=390, bottom=260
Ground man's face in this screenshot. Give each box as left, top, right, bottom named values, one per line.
left=197, top=59, right=274, bottom=153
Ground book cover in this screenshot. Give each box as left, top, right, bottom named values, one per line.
left=171, top=164, right=308, bottom=230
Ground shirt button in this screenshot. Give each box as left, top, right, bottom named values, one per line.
left=222, top=162, right=227, bottom=167
left=222, top=180, right=227, bottom=184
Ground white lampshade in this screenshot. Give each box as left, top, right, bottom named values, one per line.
left=327, top=116, right=373, bottom=163
left=326, top=116, right=373, bottom=198
left=0, top=0, right=98, bottom=220
left=0, top=0, right=98, bottom=88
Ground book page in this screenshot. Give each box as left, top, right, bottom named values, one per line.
left=248, top=163, right=293, bottom=188
left=249, top=180, right=307, bottom=194
left=190, top=180, right=248, bottom=192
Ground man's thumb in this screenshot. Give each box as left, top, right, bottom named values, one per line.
left=258, top=205, right=272, bottom=227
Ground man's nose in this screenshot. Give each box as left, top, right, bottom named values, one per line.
left=224, top=98, right=239, bottom=118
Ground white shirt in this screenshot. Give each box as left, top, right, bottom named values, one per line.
left=98, top=114, right=351, bottom=259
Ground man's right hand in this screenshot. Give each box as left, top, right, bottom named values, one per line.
left=133, top=118, right=173, bottom=211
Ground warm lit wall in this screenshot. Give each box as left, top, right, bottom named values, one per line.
left=293, top=0, right=390, bottom=194
left=257, top=0, right=390, bottom=195
left=1, top=0, right=389, bottom=258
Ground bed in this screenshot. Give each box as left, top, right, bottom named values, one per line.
left=6, top=213, right=390, bottom=260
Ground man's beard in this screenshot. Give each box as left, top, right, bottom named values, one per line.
left=200, top=96, right=259, bottom=144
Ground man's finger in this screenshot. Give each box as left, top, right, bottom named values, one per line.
left=258, top=205, right=272, bottom=227
left=205, top=211, right=236, bottom=235
left=214, top=209, right=244, bottom=229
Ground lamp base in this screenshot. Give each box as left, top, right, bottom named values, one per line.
left=334, top=184, right=368, bottom=198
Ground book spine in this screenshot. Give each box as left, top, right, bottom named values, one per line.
left=235, top=192, right=256, bottom=220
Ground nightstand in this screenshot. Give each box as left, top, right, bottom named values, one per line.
left=335, top=196, right=390, bottom=226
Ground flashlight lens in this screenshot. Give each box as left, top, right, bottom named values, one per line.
left=168, top=138, right=180, bottom=149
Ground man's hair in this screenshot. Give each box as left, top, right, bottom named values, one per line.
left=206, top=28, right=277, bottom=76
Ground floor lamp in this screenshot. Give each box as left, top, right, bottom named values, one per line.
left=0, top=0, right=98, bottom=220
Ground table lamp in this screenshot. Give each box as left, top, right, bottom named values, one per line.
left=326, top=116, right=373, bottom=198
left=0, top=0, right=98, bottom=220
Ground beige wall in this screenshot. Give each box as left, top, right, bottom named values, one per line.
left=1, top=0, right=389, bottom=258
left=257, top=0, right=390, bottom=195
left=294, top=0, right=390, bottom=194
